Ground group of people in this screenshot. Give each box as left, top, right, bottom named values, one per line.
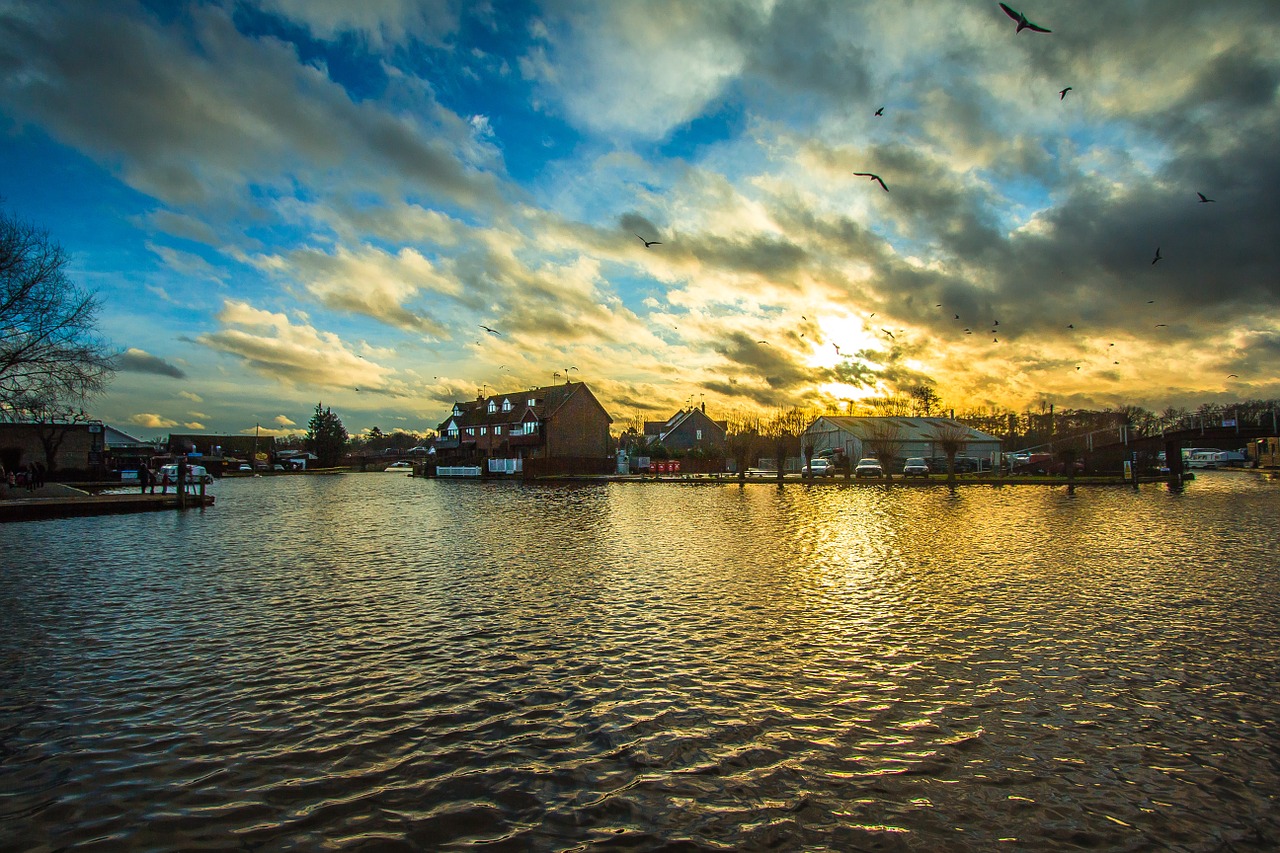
left=0, top=460, right=47, bottom=495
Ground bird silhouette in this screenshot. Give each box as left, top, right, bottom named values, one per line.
left=1228, top=373, right=1238, bottom=378
left=1155, top=323, right=1167, bottom=327
left=480, top=325, right=502, bottom=335
left=874, top=106, right=884, bottom=116
left=881, top=328, right=895, bottom=340
left=1059, top=87, right=1072, bottom=99
left=854, top=172, right=889, bottom=192
left=1152, top=247, right=1162, bottom=264
left=1067, top=324, right=1074, bottom=328
left=833, top=343, right=842, bottom=355
left=1197, top=192, right=1215, bottom=203
left=635, top=234, right=661, bottom=248
left=993, top=320, right=1000, bottom=326
left=954, top=314, right=960, bottom=320
left=999, top=3, right=1051, bottom=33
left=758, top=340, right=769, bottom=345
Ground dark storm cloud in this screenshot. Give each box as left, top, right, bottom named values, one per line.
left=710, top=330, right=827, bottom=405
left=739, top=0, right=873, bottom=103
left=0, top=3, right=503, bottom=210
left=115, top=348, right=187, bottom=379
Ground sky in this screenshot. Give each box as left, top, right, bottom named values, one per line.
left=2, top=0, right=1278, bottom=439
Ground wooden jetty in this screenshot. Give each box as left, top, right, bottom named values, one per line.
left=0, top=483, right=214, bottom=523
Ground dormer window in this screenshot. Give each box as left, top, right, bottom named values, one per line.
left=487, top=400, right=496, bottom=413
left=527, top=398, right=537, bottom=406
left=502, top=399, right=512, bottom=412
left=452, top=405, right=462, bottom=416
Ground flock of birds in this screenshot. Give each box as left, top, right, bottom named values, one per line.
left=467, top=3, right=1236, bottom=395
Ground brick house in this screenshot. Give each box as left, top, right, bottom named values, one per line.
left=643, top=405, right=727, bottom=454
left=0, top=420, right=106, bottom=479
left=433, top=381, right=613, bottom=473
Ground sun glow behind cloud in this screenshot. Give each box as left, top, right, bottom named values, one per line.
left=1, top=1, right=1277, bottom=433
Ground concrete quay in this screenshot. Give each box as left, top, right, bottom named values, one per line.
left=0, top=483, right=214, bottom=522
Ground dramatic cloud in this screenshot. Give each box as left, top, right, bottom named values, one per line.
left=115, top=348, right=187, bottom=379
left=130, top=413, right=179, bottom=428
left=3, top=0, right=1278, bottom=434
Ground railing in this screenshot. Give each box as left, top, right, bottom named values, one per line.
left=437, top=466, right=482, bottom=478
left=488, top=458, right=522, bottom=474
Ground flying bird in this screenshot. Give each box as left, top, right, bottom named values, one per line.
left=854, top=172, right=889, bottom=192
left=1197, top=192, right=1215, bottom=203
left=1155, top=324, right=1167, bottom=327
left=1228, top=374, right=1238, bottom=378
left=635, top=234, right=661, bottom=248
left=1067, top=324, right=1074, bottom=328
left=1152, top=247, right=1162, bottom=264
left=833, top=343, right=841, bottom=355
left=881, top=328, right=895, bottom=340
left=999, top=3, right=1051, bottom=33
left=758, top=340, right=769, bottom=345
left=954, top=314, right=960, bottom=320
left=1059, top=87, right=1072, bottom=100
left=874, top=106, right=884, bottom=116
left=479, top=325, right=502, bottom=335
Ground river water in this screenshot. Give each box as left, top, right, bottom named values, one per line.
left=2, top=471, right=1278, bottom=851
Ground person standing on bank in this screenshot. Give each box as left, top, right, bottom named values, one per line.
left=138, top=463, right=151, bottom=494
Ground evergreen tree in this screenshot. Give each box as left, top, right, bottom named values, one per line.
left=306, top=403, right=348, bottom=467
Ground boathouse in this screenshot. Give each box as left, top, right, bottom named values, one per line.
left=801, top=416, right=1003, bottom=472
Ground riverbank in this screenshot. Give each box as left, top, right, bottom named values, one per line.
left=0, top=483, right=214, bottom=522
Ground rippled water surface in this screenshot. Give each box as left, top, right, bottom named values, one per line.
left=3, top=472, right=1279, bottom=851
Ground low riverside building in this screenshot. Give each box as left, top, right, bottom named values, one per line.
left=433, top=381, right=613, bottom=475
left=643, top=404, right=727, bottom=454
left=0, top=420, right=107, bottom=479
left=802, top=416, right=1003, bottom=472
left=166, top=432, right=277, bottom=474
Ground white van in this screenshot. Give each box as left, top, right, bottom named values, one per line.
left=158, top=463, right=214, bottom=485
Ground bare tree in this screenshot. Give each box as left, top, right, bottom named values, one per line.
left=724, top=410, right=763, bottom=483
left=764, top=406, right=810, bottom=484
left=931, top=420, right=970, bottom=487
left=862, top=418, right=906, bottom=479
left=909, top=385, right=941, bottom=417
left=1, top=207, right=115, bottom=420
left=867, top=394, right=912, bottom=416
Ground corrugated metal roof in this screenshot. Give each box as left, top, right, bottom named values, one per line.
left=808, top=416, right=1001, bottom=443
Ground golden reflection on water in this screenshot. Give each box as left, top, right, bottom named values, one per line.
left=2, top=471, right=1279, bottom=850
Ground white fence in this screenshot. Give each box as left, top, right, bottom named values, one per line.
left=488, top=458, right=523, bottom=474
left=437, top=466, right=482, bottom=478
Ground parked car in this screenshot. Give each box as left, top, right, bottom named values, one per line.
left=158, top=463, right=213, bottom=485
left=385, top=460, right=413, bottom=470
left=237, top=464, right=253, bottom=472
left=929, top=455, right=975, bottom=474
left=804, top=458, right=836, bottom=477
left=902, top=457, right=930, bottom=477
left=854, top=458, right=884, bottom=478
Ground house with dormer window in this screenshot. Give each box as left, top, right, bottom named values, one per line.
left=432, top=381, right=613, bottom=474
left=643, top=404, right=727, bottom=453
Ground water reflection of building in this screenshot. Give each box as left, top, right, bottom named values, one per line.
left=432, top=381, right=613, bottom=475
